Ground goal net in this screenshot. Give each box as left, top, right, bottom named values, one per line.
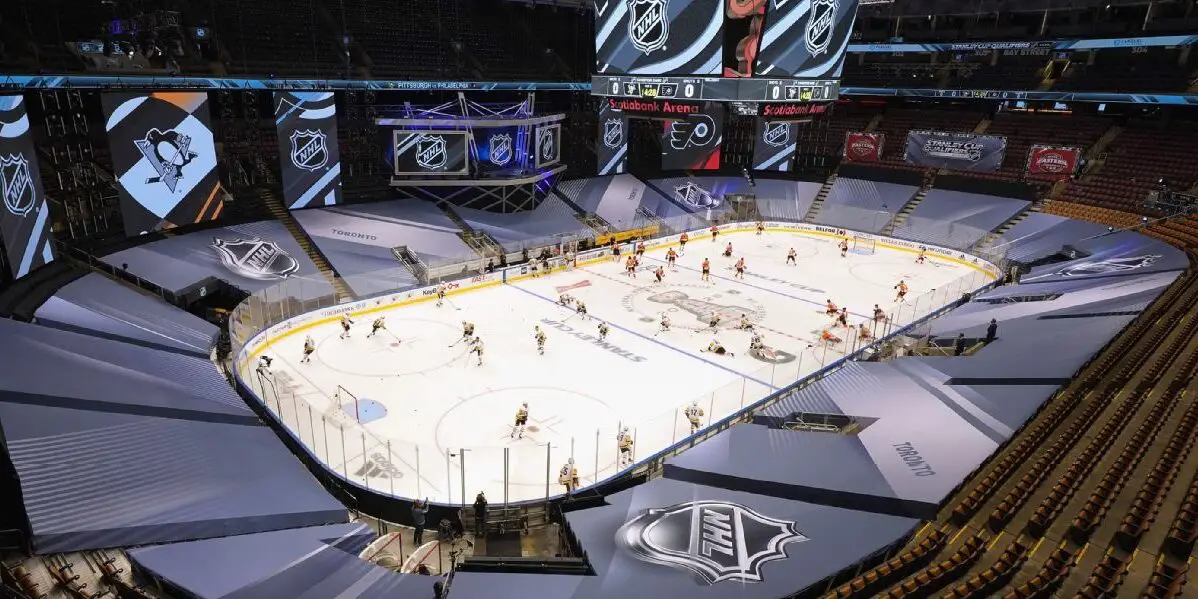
left=334, top=385, right=362, bottom=423
left=853, top=236, right=876, bottom=255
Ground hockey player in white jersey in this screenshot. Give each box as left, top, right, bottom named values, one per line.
left=617, top=426, right=634, bottom=467
left=339, top=314, right=354, bottom=339
left=685, top=401, right=705, bottom=434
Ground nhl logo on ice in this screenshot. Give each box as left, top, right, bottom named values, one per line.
left=763, top=122, right=790, bottom=148
left=210, top=237, right=300, bottom=281
left=290, top=130, right=328, bottom=171
left=616, top=500, right=805, bottom=584
left=1, top=153, right=35, bottom=217
left=805, top=0, right=838, bottom=57
left=489, top=134, right=513, bottom=166
left=415, top=135, right=448, bottom=170
left=603, top=119, right=624, bottom=148
left=628, top=0, right=669, bottom=55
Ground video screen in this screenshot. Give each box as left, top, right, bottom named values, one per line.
left=0, top=95, right=55, bottom=278
left=661, top=102, right=724, bottom=170
left=595, top=0, right=724, bottom=75
left=596, top=103, right=629, bottom=176
left=477, top=127, right=524, bottom=173
left=392, top=131, right=471, bottom=176
left=752, top=120, right=796, bottom=171
left=535, top=124, right=562, bottom=168
left=755, top=0, right=859, bottom=78
left=274, top=92, right=343, bottom=209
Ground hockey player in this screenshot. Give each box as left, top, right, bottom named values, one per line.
left=873, top=304, right=887, bottom=323
left=559, top=458, right=579, bottom=495
left=658, top=313, right=672, bottom=334
left=701, top=258, right=712, bottom=282
left=825, top=299, right=838, bottom=317
left=684, top=401, right=705, bottom=434
left=710, top=224, right=720, bottom=242
left=707, top=312, right=721, bottom=332
left=469, top=336, right=484, bottom=366
left=723, top=242, right=733, bottom=258
left=858, top=322, right=874, bottom=343
left=256, top=355, right=273, bottom=376
left=916, top=247, right=927, bottom=265
left=734, top=257, right=746, bottom=279
left=654, top=266, right=665, bottom=283
left=558, top=293, right=573, bottom=307
left=575, top=300, right=588, bottom=320
left=894, top=280, right=909, bottom=303
left=635, top=240, right=646, bottom=257
left=462, top=321, right=476, bottom=340
left=610, top=238, right=621, bottom=262
left=786, top=247, right=797, bottom=265
left=666, top=248, right=678, bottom=269
left=821, top=328, right=843, bottom=344
left=511, top=402, right=529, bottom=439
left=367, top=316, right=387, bottom=338
left=617, top=427, right=634, bottom=467
left=739, top=313, right=754, bottom=331
left=339, top=314, right=354, bottom=339
left=624, top=255, right=638, bottom=277
left=679, top=232, right=689, bottom=254
left=756, top=220, right=765, bottom=235
left=301, top=335, right=315, bottom=363
left=835, top=307, right=849, bottom=328
left=598, top=321, right=610, bottom=341
left=702, top=339, right=734, bottom=357
left=535, top=326, right=547, bottom=355
left=839, top=237, right=850, bottom=258
left=435, top=283, right=448, bottom=307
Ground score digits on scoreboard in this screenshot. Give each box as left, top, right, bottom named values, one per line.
left=592, top=75, right=839, bottom=103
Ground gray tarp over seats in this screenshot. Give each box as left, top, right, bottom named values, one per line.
left=0, top=319, right=346, bottom=553
left=555, top=175, right=676, bottom=225
left=127, top=523, right=434, bottom=599
left=892, top=190, right=1029, bottom=248
left=451, top=194, right=583, bottom=251
left=990, top=213, right=1110, bottom=263
left=34, top=273, right=219, bottom=356
left=814, top=178, right=919, bottom=233
left=755, top=181, right=824, bottom=221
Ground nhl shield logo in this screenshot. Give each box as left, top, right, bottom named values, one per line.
left=805, top=0, right=838, bottom=57
left=539, top=129, right=557, bottom=161
left=603, top=119, right=624, bottom=149
left=290, top=130, right=328, bottom=172
left=489, top=134, right=513, bottom=166
left=1, top=153, right=36, bottom=217
left=210, top=237, right=300, bottom=281
left=1058, top=255, right=1161, bottom=277
left=628, top=0, right=669, bottom=55
left=415, top=135, right=448, bottom=170
left=763, top=122, right=790, bottom=148
left=617, top=500, right=806, bottom=584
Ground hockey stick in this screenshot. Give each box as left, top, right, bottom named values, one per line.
left=444, top=297, right=462, bottom=311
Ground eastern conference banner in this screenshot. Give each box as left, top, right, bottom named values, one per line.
left=594, top=0, right=723, bottom=75
left=844, top=131, right=883, bottom=162
left=0, top=95, right=55, bottom=278
left=274, top=92, right=343, bottom=209
left=392, top=131, right=470, bottom=176
left=1026, top=144, right=1081, bottom=179
left=597, top=103, right=628, bottom=176
left=752, top=121, right=795, bottom=171
left=535, top=123, right=562, bottom=168
left=102, top=92, right=222, bottom=235
left=756, top=0, right=859, bottom=78
left=661, top=103, right=724, bottom=170
left=904, top=130, right=1007, bottom=172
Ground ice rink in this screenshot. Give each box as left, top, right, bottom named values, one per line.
left=251, top=230, right=989, bottom=504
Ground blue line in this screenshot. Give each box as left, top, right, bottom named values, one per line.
left=507, top=284, right=776, bottom=390
left=639, top=254, right=873, bottom=321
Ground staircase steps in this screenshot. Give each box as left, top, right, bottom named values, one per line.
left=863, top=113, right=884, bottom=133
left=973, top=118, right=992, bottom=135
left=802, top=173, right=838, bottom=223
left=262, top=193, right=355, bottom=300
left=883, top=185, right=930, bottom=235
left=1087, top=125, right=1123, bottom=160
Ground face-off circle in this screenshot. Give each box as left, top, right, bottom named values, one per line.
left=620, top=283, right=766, bottom=330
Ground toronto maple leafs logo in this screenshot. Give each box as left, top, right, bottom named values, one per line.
left=628, top=0, right=669, bottom=55
left=134, top=128, right=197, bottom=192
left=415, top=135, right=448, bottom=170
left=489, top=134, right=513, bottom=166
left=805, top=0, right=838, bottom=57
left=1, top=153, right=36, bottom=217
left=603, top=119, right=624, bottom=149
left=210, top=237, right=300, bottom=281
left=616, top=500, right=806, bottom=584
left=290, top=130, right=328, bottom=172
left=763, top=122, right=791, bottom=148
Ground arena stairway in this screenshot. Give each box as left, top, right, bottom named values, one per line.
left=974, top=205, right=1038, bottom=251
left=802, top=172, right=839, bottom=223
left=882, top=184, right=931, bottom=235
left=261, top=192, right=356, bottom=300
left=436, top=201, right=504, bottom=258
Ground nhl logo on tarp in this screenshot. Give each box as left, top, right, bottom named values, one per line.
left=805, top=0, right=838, bottom=57
left=1, top=153, right=36, bottom=217
left=1058, top=255, right=1161, bottom=277
left=674, top=182, right=719, bottom=209
left=603, top=119, right=624, bottom=148
left=290, top=130, right=328, bottom=172
left=415, top=135, right=448, bottom=170
left=763, top=122, right=790, bottom=148
left=210, top=237, right=300, bottom=281
left=616, top=500, right=806, bottom=584
left=628, top=0, right=669, bottom=55
left=489, top=134, right=513, bottom=166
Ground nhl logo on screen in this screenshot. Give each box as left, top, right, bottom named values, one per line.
left=290, top=130, right=328, bottom=172
left=415, top=135, right=448, bottom=170
left=805, top=0, right=838, bottom=57
left=763, top=122, right=791, bottom=148
left=210, top=237, right=300, bottom=281
left=628, top=0, right=669, bottom=55
left=539, top=129, right=556, bottom=161
left=603, top=119, right=624, bottom=148
left=1, top=153, right=36, bottom=217
left=489, top=134, right=513, bottom=166
left=616, top=500, right=806, bottom=584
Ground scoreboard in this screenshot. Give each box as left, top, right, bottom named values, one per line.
left=591, top=75, right=840, bottom=103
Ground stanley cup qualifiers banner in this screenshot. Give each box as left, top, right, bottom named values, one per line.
left=0, top=95, right=55, bottom=278
left=597, top=103, right=628, bottom=175
left=752, top=121, right=796, bottom=171
left=844, top=131, right=883, bottom=162
left=594, top=0, right=724, bottom=75
left=274, top=92, right=343, bottom=209
left=904, top=130, right=1007, bottom=172
left=102, top=92, right=222, bottom=235
left=661, top=102, right=724, bottom=170
left=1026, top=145, right=1081, bottom=179
left=756, top=0, right=860, bottom=78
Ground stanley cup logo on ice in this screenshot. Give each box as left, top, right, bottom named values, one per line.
left=628, top=0, right=669, bottom=55
left=1, top=153, right=35, bottom=217
left=210, top=237, right=300, bottom=281
left=603, top=119, right=624, bottom=148
left=805, top=0, right=838, bottom=57
left=763, top=122, right=790, bottom=147
left=290, top=130, right=328, bottom=171
left=489, top=134, right=513, bottom=166
left=648, top=290, right=748, bottom=324
left=415, top=134, right=448, bottom=170
left=616, top=500, right=806, bottom=584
